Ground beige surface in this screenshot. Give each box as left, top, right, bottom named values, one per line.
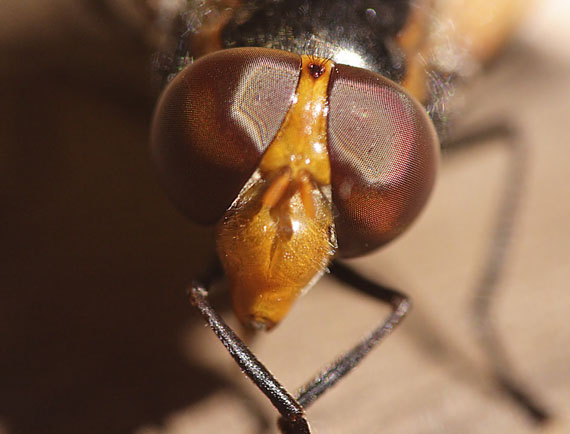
left=1, top=2, right=569, bottom=434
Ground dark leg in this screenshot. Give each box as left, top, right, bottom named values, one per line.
left=189, top=283, right=311, bottom=434
left=189, top=265, right=411, bottom=434
left=444, top=121, right=551, bottom=424
left=294, top=261, right=411, bottom=409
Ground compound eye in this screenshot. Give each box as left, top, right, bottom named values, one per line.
left=328, top=64, right=439, bottom=258
left=151, top=48, right=301, bottom=224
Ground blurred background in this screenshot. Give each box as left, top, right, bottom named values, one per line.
left=1, top=1, right=569, bottom=433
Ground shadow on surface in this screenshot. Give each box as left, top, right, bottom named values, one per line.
left=0, top=2, right=253, bottom=433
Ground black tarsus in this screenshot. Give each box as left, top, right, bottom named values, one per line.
left=295, top=261, right=411, bottom=409
left=189, top=283, right=311, bottom=433
left=188, top=261, right=411, bottom=434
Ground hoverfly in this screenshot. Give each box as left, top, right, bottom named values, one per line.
left=149, top=0, right=562, bottom=432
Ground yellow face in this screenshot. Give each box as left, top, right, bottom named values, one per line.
left=216, top=55, right=337, bottom=329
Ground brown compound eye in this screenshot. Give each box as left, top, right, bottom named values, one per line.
left=327, top=64, right=439, bottom=258
left=151, top=47, right=302, bottom=224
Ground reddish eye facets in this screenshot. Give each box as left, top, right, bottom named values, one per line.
left=151, top=48, right=439, bottom=258
left=327, top=63, right=439, bottom=257
left=151, top=47, right=302, bottom=225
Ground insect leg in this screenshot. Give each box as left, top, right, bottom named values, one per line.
left=189, top=282, right=312, bottom=434
left=293, top=261, right=411, bottom=409
left=444, top=121, right=552, bottom=424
